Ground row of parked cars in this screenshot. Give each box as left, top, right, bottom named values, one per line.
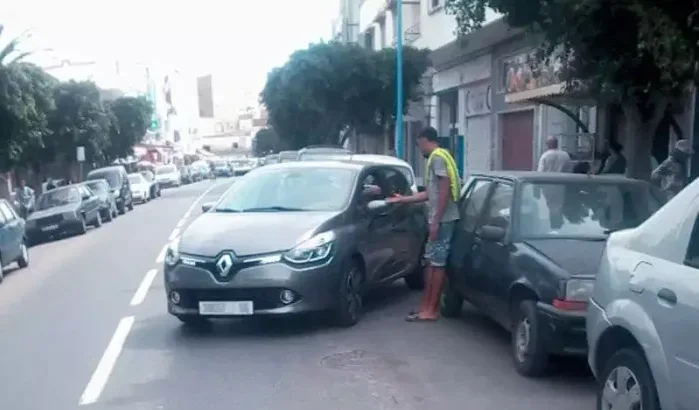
left=0, top=162, right=206, bottom=284
left=167, top=146, right=696, bottom=409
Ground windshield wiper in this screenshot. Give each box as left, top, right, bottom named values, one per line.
left=241, top=206, right=307, bottom=212
left=214, top=208, right=242, bottom=213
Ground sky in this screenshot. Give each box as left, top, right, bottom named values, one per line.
left=1, top=0, right=338, bottom=106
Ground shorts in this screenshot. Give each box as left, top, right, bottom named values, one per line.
left=424, top=221, right=456, bottom=267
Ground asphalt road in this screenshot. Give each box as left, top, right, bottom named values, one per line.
left=0, top=178, right=596, bottom=410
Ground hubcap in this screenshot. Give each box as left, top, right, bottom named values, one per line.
left=345, top=268, right=361, bottom=319
left=515, top=318, right=531, bottom=363
left=21, top=243, right=27, bottom=261
left=600, top=366, right=642, bottom=410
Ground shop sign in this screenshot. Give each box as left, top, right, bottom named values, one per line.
left=465, top=84, right=492, bottom=117
left=501, top=50, right=563, bottom=94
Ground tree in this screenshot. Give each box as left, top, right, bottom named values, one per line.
left=0, top=63, right=57, bottom=171
left=252, top=128, right=280, bottom=156
left=104, top=96, right=153, bottom=160
left=48, top=81, right=111, bottom=165
left=446, top=0, right=698, bottom=179
left=260, top=42, right=430, bottom=149
left=0, top=25, right=31, bottom=66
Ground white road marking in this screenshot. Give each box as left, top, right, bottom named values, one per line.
left=155, top=245, right=168, bottom=264
left=79, top=316, right=135, bottom=405
left=176, top=219, right=185, bottom=228
left=168, top=227, right=180, bottom=241
left=130, top=269, right=158, bottom=306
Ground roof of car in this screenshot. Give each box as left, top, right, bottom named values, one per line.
left=469, top=171, right=647, bottom=185
left=259, top=160, right=365, bottom=171
left=349, top=154, right=412, bottom=168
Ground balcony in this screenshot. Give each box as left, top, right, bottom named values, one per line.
left=390, top=22, right=422, bottom=46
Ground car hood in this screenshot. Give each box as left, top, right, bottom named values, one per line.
left=523, top=239, right=606, bottom=277
left=29, top=203, right=79, bottom=220
left=179, top=211, right=339, bottom=257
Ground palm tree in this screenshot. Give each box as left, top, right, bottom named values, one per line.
left=0, top=24, right=32, bottom=66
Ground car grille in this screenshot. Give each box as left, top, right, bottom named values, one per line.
left=192, top=259, right=259, bottom=282
left=37, top=214, right=63, bottom=226
left=174, top=288, right=289, bottom=310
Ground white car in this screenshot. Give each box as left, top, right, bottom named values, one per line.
left=155, top=165, right=181, bottom=188
left=128, top=173, right=151, bottom=203
left=349, top=154, right=419, bottom=193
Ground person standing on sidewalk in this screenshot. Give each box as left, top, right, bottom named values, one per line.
left=387, top=126, right=460, bottom=322
left=537, top=136, right=573, bottom=172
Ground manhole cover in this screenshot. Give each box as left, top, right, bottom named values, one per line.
left=321, top=350, right=402, bottom=371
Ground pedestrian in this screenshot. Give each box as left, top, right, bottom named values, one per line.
left=387, top=126, right=460, bottom=322
left=15, top=179, right=34, bottom=219
left=651, top=139, right=693, bottom=200
left=45, top=178, right=56, bottom=191
left=598, top=140, right=626, bottom=174
left=537, top=136, right=573, bottom=172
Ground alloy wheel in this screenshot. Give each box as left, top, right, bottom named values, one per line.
left=344, top=267, right=362, bottom=321
left=515, top=317, right=531, bottom=363
left=600, top=366, right=642, bottom=410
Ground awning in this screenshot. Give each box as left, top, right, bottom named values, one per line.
left=505, top=83, right=565, bottom=104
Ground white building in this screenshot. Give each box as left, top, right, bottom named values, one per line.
left=332, top=0, right=361, bottom=43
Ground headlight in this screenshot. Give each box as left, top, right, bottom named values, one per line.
left=164, top=237, right=180, bottom=266
left=283, top=231, right=335, bottom=264
left=564, top=278, right=595, bottom=302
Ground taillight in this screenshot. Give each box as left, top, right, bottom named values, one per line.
left=553, top=298, right=587, bottom=311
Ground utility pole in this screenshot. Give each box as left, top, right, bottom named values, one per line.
left=395, top=0, right=404, bottom=159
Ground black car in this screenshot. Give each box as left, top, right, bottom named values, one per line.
left=82, top=179, right=118, bottom=222
left=86, top=166, right=134, bottom=214
left=0, top=199, right=29, bottom=282
left=163, top=161, right=427, bottom=327
left=440, top=171, right=663, bottom=377
left=26, top=184, right=104, bottom=243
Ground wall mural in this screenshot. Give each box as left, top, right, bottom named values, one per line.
left=502, top=52, right=562, bottom=94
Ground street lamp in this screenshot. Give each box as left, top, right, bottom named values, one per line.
left=395, top=0, right=404, bottom=159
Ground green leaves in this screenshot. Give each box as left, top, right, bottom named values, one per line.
left=252, top=128, right=281, bottom=156
left=104, top=96, right=154, bottom=160
left=260, top=42, right=430, bottom=149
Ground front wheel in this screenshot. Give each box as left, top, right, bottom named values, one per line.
left=511, top=300, right=549, bottom=377
left=118, top=202, right=126, bottom=215
left=127, top=200, right=134, bottom=211
left=334, top=262, right=363, bottom=327
left=93, top=212, right=102, bottom=227
left=78, top=215, right=88, bottom=235
left=17, top=240, right=29, bottom=268
left=404, top=246, right=425, bottom=290
left=597, top=348, right=660, bottom=410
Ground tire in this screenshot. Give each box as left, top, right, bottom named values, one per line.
left=93, top=212, right=102, bottom=227
left=118, top=202, right=126, bottom=215
left=127, top=200, right=134, bottom=211
left=78, top=215, right=88, bottom=235
left=17, top=240, right=29, bottom=268
left=511, top=299, right=549, bottom=377
left=103, top=208, right=113, bottom=222
left=404, top=245, right=425, bottom=290
left=0, top=260, right=4, bottom=283
left=440, top=279, right=464, bottom=318
left=596, top=348, right=660, bottom=410
left=334, top=262, right=363, bottom=327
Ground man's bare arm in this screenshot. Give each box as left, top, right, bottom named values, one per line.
left=393, top=191, right=428, bottom=204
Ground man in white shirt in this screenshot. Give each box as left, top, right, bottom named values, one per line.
left=537, top=136, right=573, bottom=172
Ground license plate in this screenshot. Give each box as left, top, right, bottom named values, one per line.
left=41, top=224, right=59, bottom=231
left=198, top=301, right=254, bottom=316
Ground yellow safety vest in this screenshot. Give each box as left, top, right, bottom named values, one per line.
left=426, top=147, right=460, bottom=202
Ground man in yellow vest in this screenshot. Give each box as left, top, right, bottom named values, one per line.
left=387, top=126, right=460, bottom=321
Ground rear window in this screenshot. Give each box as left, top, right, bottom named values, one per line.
left=85, top=181, right=107, bottom=193
left=87, top=170, right=120, bottom=188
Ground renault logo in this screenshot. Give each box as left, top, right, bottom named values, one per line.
left=215, top=253, right=234, bottom=277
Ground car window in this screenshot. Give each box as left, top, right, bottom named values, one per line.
left=379, top=167, right=412, bottom=196
left=483, top=183, right=514, bottom=229
left=0, top=201, right=16, bottom=221
left=88, top=170, right=120, bottom=188
left=85, top=181, right=106, bottom=193
left=459, top=179, right=493, bottom=232
left=685, top=214, right=699, bottom=269
left=37, top=187, right=81, bottom=210
left=358, top=171, right=384, bottom=202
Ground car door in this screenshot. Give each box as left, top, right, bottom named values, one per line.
left=375, top=166, right=422, bottom=278
left=448, top=178, right=494, bottom=302
left=78, top=186, right=99, bottom=218
left=354, top=168, right=401, bottom=283
left=0, top=206, right=11, bottom=266
left=0, top=201, right=21, bottom=262
left=473, top=181, right=515, bottom=325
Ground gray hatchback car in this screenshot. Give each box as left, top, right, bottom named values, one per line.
left=163, top=161, right=427, bottom=327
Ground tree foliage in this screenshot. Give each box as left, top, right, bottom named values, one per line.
left=104, top=96, right=153, bottom=160
left=252, top=128, right=280, bottom=156
left=445, top=0, right=699, bottom=179
left=260, top=42, right=430, bottom=149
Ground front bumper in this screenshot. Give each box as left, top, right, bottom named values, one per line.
left=27, top=218, right=83, bottom=239
left=164, top=254, right=342, bottom=317
left=536, top=301, right=588, bottom=356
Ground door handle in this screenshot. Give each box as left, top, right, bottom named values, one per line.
left=657, top=288, right=677, bottom=305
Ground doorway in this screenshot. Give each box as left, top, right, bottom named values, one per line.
left=501, top=110, right=535, bottom=170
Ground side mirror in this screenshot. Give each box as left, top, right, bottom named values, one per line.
left=366, top=199, right=388, bottom=213
left=417, top=185, right=426, bottom=193
left=478, top=225, right=506, bottom=242
left=201, top=202, right=214, bottom=213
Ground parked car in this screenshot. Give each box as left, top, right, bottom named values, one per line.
left=163, top=161, right=427, bottom=327
left=86, top=165, right=134, bottom=214
left=180, top=166, right=193, bottom=184
left=26, top=184, right=103, bottom=244
left=440, top=171, right=663, bottom=377
left=128, top=173, right=151, bottom=204
left=264, top=154, right=280, bottom=165
left=140, top=170, right=162, bottom=197
left=155, top=164, right=182, bottom=188
left=83, top=179, right=118, bottom=222
left=212, top=159, right=233, bottom=177
left=278, top=150, right=298, bottom=163
left=0, top=199, right=29, bottom=282
left=587, top=176, right=699, bottom=410
left=189, top=161, right=210, bottom=181
left=230, top=158, right=254, bottom=176
left=297, top=146, right=352, bottom=161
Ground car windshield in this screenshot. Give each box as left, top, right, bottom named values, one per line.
left=85, top=181, right=106, bottom=193
left=128, top=175, right=145, bottom=185
left=214, top=167, right=356, bottom=212
left=518, top=181, right=663, bottom=239
left=87, top=171, right=120, bottom=188
left=156, top=166, right=175, bottom=175
left=37, top=187, right=80, bottom=210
